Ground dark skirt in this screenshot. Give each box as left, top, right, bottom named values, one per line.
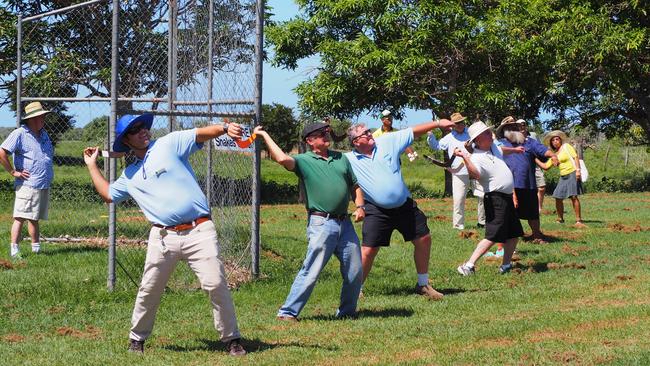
left=553, top=171, right=583, bottom=199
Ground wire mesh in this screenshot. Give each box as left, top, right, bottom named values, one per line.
left=9, top=0, right=259, bottom=291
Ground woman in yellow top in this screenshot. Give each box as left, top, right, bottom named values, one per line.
left=541, top=130, right=586, bottom=228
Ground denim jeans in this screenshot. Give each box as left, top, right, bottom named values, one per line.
left=278, top=215, right=362, bottom=318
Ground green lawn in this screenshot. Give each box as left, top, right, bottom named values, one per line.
left=1, top=192, right=649, bottom=365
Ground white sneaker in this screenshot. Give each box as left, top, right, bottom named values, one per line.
left=10, top=245, right=20, bottom=258
left=457, top=264, right=475, bottom=276
left=31, top=244, right=40, bottom=253
left=453, top=224, right=465, bottom=230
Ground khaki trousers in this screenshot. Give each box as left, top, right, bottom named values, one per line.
left=129, top=221, right=240, bottom=342
left=452, top=174, right=486, bottom=229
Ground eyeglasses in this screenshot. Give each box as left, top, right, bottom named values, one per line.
left=352, top=129, right=372, bottom=142
left=307, top=127, right=331, bottom=139
left=126, top=123, right=146, bottom=135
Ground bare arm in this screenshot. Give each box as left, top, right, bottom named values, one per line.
left=501, top=145, right=525, bottom=155
left=412, top=118, right=454, bottom=138
left=253, top=126, right=295, bottom=171
left=83, top=147, right=112, bottom=203
left=351, top=185, right=365, bottom=222
left=195, top=122, right=243, bottom=144
left=0, top=148, right=29, bottom=180
left=453, top=148, right=480, bottom=180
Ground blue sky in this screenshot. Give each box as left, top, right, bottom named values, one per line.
left=0, top=1, right=432, bottom=129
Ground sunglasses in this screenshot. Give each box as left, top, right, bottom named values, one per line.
left=126, top=123, right=146, bottom=135
left=352, top=129, right=372, bottom=142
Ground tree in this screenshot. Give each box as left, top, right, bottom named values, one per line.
left=266, top=1, right=650, bottom=140
left=260, top=103, right=300, bottom=154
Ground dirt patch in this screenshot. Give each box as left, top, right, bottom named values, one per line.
left=551, top=351, right=580, bottom=363
left=47, top=306, right=66, bottom=314
left=224, top=260, right=254, bottom=289
left=458, top=230, right=478, bottom=239
left=55, top=326, right=102, bottom=339
left=262, top=249, right=283, bottom=262
left=432, top=215, right=449, bottom=222
left=561, top=244, right=588, bottom=256
left=0, top=259, right=14, bottom=270
left=2, top=333, right=25, bottom=343
left=546, top=262, right=586, bottom=270
left=542, top=229, right=584, bottom=241
left=607, top=223, right=648, bottom=233
left=616, top=275, right=633, bottom=281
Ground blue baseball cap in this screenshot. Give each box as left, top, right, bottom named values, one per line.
left=113, top=114, right=154, bottom=152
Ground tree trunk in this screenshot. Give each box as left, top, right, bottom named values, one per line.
left=603, top=145, right=610, bottom=172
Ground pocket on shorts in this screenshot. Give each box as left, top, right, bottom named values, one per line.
left=15, top=186, right=34, bottom=213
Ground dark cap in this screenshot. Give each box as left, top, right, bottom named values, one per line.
left=301, top=122, right=329, bottom=140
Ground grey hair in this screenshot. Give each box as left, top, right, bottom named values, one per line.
left=347, top=123, right=368, bottom=144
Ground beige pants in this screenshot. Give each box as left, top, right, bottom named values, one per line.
left=452, top=174, right=486, bottom=229
left=129, top=220, right=240, bottom=342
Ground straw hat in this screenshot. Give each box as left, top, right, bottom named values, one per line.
left=467, top=121, right=492, bottom=142
left=22, top=102, right=50, bottom=121
left=543, top=130, right=569, bottom=147
left=495, top=116, right=523, bottom=138
left=450, top=112, right=467, bottom=124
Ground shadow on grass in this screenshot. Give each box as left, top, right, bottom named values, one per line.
left=515, top=261, right=551, bottom=273
left=303, top=307, right=415, bottom=322
left=382, top=286, right=469, bottom=297
left=163, top=337, right=337, bottom=353
left=43, top=246, right=105, bottom=256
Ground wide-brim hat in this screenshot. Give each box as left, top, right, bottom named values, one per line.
left=495, top=116, right=523, bottom=138
left=301, top=122, right=329, bottom=141
left=467, top=121, right=492, bottom=142
left=22, top=102, right=50, bottom=121
left=450, top=112, right=467, bottom=124
left=113, top=114, right=154, bottom=152
left=543, top=130, right=569, bottom=147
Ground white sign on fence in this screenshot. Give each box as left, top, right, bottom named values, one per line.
left=213, top=126, right=254, bottom=152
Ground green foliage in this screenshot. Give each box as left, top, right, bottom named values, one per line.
left=81, top=116, right=108, bottom=145
left=267, top=0, right=650, bottom=140
left=261, top=103, right=301, bottom=153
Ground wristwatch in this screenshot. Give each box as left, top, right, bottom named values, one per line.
left=356, top=205, right=365, bottom=210
left=223, top=123, right=230, bottom=134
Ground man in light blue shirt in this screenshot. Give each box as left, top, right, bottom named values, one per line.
left=346, top=116, right=453, bottom=300
left=83, top=114, right=246, bottom=356
left=427, top=112, right=486, bottom=230
left=0, top=102, right=54, bottom=258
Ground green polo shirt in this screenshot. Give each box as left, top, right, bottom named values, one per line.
left=293, top=150, right=357, bottom=215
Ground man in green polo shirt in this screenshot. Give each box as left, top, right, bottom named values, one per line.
left=254, top=123, right=365, bottom=321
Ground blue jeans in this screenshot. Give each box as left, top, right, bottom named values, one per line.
left=278, top=215, right=362, bottom=318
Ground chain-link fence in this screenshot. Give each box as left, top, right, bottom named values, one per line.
left=9, top=0, right=262, bottom=290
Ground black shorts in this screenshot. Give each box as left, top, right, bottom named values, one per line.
left=484, top=192, right=524, bottom=243
left=362, top=197, right=430, bottom=247
left=514, top=188, right=539, bottom=220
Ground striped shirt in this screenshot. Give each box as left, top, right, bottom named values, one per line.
left=1, top=125, right=54, bottom=189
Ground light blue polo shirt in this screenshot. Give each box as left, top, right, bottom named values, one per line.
left=345, top=128, right=413, bottom=209
left=1, top=125, right=54, bottom=189
left=109, top=129, right=210, bottom=226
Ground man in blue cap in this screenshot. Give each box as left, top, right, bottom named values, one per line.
left=83, top=114, right=246, bottom=356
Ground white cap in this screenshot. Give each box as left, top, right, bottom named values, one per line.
left=467, top=121, right=492, bottom=142
left=381, top=110, right=392, bottom=118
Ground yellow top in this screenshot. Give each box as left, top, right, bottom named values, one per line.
left=545, top=143, right=578, bottom=176
left=372, top=127, right=395, bottom=138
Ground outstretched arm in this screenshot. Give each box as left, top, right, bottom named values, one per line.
left=254, top=126, right=296, bottom=171
left=196, top=122, right=244, bottom=143
left=83, top=147, right=112, bottom=203
left=412, top=118, right=454, bottom=139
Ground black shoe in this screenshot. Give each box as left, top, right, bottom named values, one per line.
left=128, top=339, right=144, bottom=354
left=227, top=338, right=246, bottom=356
left=477, top=223, right=485, bottom=228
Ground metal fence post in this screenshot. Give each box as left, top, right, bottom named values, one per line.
left=251, top=0, right=264, bottom=277
left=16, top=15, right=22, bottom=126
left=167, top=0, right=177, bottom=132
left=206, top=0, right=214, bottom=206
left=107, top=0, right=119, bottom=291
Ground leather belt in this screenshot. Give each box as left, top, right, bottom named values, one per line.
left=153, top=216, right=211, bottom=231
left=309, top=211, right=348, bottom=220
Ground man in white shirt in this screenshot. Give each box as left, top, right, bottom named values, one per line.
left=427, top=113, right=485, bottom=230
left=453, top=121, right=524, bottom=275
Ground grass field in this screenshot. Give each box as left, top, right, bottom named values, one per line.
left=1, top=192, right=649, bottom=365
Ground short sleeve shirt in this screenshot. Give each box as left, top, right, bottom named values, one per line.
left=109, top=129, right=210, bottom=226
left=293, top=150, right=357, bottom=215
left=500, top=137, right=549, bottom=189
left=470, top=143, right=514, bottom=194
left=346, top=128, right=413, bottom=208
left=427, top=128, right=470, bottom=175
left=0, top=125, right=54, bottom=189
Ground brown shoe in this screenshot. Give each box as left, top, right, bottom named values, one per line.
left=415, top=284, right=444, bottom=301
left=128, top=339, right=144, bottom=354
left=276, top=314, right=299, bottom=322
left=227, top=338, right=246, bottom=356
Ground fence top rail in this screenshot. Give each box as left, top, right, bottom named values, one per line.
left=22, top=97, right=256, bottom=105
left=21, top=0, right=108, bottom=23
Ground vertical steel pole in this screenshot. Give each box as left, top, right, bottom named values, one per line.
left=167, top=0, right=177, bottom=132
left=107, top=0, right=120, bottom=291
left=206, top=0, right=214, bottom=207
left=16, top=16, right=22, bottom=126
left=251, top=0, right=264, bottom=277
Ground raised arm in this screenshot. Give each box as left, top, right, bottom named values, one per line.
left=195, top=122, right=243, bottom=144
left=412, top=118, right=454, bottom=139
left=254, top=126, right=295, bottom=171
left=83, top=147, right=112, bottom=203
left=453, top=148, right=480, bottom=180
